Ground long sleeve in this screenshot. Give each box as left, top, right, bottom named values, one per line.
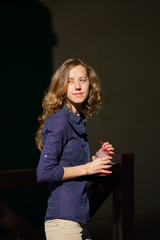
left=36, top=114, right=67, bottom=182
left=36, top=106, right=90, bottom=224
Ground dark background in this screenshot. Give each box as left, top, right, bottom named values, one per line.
left=0, top=0, right=160, bottom=239
left=0, top=0, right=54, bottom=232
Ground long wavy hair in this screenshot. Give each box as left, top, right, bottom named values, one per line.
left=35, top=58, right=102, bottom=150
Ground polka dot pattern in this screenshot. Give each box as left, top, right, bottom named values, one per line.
left=36, top=105, right=90, bottom=224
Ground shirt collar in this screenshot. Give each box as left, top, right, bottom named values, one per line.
left=62, top=104, right=86, bottom=125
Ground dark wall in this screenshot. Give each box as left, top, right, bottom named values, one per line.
left=0, top=0, right=56, bottom=227
left=0, top=0, right=55, bottom=170
left=43, top=0, right=160, bottom=217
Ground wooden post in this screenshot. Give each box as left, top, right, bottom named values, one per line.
left=113, top=153, right=134, bottom=240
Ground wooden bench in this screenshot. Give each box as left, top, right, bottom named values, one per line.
left=0, top=153, right=134, bottom=240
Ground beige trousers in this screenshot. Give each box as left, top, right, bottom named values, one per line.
left=45, top=219, right=92, bottom=240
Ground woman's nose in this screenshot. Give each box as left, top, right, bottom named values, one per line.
left=75, top=80, right=81, bottom=89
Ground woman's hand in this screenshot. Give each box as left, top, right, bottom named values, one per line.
left=62, top=142, right=114, bottom=180
left=86, top=155, right=113, bottom=176
left=99, top=141, right=114, bottom=157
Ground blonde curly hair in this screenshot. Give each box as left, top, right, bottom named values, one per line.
left=35, top=58, right=102, bottom=150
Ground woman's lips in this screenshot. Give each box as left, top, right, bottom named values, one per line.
left=74, top=93, right=83, bottom=96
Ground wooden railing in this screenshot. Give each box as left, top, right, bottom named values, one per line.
left=88, top=153, right=134, bottom=240
left=0, top=153, right=134, bottom=240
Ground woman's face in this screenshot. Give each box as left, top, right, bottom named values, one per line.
left=66, top=65, right=90, bottom=113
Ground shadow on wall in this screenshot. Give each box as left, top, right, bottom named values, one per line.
left=0, top=0, right=57, bottom=170
left=0, top=0, right=57, bottom=228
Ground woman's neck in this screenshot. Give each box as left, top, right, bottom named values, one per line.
left=66, top=102, right=81, bottom=116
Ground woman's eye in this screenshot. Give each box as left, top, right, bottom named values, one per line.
left=80, top=79, right=86, bottom=82
left=68, top=80, right=73, bottom=83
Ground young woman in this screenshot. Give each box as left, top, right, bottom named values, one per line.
left=36, top=58, right=114, bottom=240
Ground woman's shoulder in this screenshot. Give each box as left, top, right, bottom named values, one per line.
left=44, top=109, right=69, bottom=130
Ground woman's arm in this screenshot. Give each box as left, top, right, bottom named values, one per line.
left=62, top=141, right=115, bottom=181
left=62, top=155, right=113, bottom=180
left=37, top=114, right=114, bottom=182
